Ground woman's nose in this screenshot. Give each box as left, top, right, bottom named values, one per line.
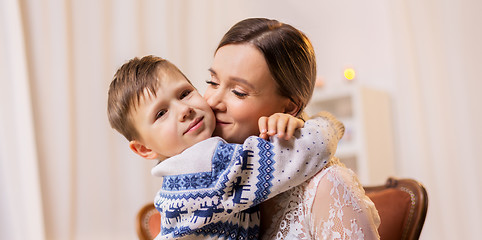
left=205, top=89, right=226, bottom=112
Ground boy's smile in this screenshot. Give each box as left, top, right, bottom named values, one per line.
left=129, top=69, right=215, bottom=160
left=184, top=117, right=204, bottom=135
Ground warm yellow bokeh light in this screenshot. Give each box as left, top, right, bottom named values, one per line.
left=344, top=68, right=356, bottom=80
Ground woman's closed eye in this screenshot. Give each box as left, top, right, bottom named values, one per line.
left=206, top=78, right=248, bottom=97
left=232, top=90, right=248, bottom=98
left=205, top=80, right=219, bottom=87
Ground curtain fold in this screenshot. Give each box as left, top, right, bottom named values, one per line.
left=390, top=0, right=482, bottom=238
left=0, top=0, right=46, bottom=239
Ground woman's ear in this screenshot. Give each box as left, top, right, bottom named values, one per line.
left=284, top=100, right=301, bottom=116
left=129, top=140, right=159, bottom=160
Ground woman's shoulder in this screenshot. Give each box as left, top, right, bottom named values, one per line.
left=316, top=158, right=366, bottom=196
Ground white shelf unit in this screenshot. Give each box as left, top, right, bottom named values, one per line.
left=305, top=85, right=395, bottom=185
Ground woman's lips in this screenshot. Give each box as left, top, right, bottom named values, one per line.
left=215, top=117, right=230, bottom=125
left=216, top=120, right=228, bottom=125
left=184, top=117, right=203, bottom=134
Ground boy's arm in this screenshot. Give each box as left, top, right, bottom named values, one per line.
left=219, top=111, right=344, bottom=210
left=152, top=112, right=344, bottom=238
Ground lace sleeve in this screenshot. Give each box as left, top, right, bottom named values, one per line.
left=260, top=162, right=380, bottom=240
left=310, top=165, right=381, bottom=239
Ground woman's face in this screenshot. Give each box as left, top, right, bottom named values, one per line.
left=204, top=44, right=292, bottom=143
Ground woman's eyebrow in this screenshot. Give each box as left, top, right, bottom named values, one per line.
left=208, top=68, right=254, bottom=89
left=208, top=68, right=216, bottom=76
left=230, top=77, right=255, bottom=89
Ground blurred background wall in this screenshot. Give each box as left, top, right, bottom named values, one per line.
left=1, top=0, right=481, bottom=239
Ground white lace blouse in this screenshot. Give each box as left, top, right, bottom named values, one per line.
left=261, top=160, right=381, bottom=240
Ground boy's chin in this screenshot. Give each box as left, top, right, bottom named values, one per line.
left=198, top=130, right=214, bottom=141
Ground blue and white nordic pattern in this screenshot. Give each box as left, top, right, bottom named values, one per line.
left=155, top=140, right=273, bottom=239
left=162, top=220, right=259, bottom=239
left=253, top=139, right=275, bottom=205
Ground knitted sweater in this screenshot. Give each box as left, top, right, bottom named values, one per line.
left=151, top=114, right=344, bottom=239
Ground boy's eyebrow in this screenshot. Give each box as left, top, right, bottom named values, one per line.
left=208, top=68, right=255, bottom=89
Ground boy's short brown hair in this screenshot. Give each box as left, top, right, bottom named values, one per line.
left=107, top=55, right=190, bottom=141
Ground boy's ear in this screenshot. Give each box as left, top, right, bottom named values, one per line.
left=129, top=140, right=159, bottom=160
left=284, top=100, right=301, bottom=116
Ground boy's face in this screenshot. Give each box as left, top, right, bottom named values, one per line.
left=129, top=70, right=215, bottom=160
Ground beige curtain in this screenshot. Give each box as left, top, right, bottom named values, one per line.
left=0, top=0, right=45, bottom=239
left=390, top=0, right=482, bottom=239
left=1, top=0, right=481, bottom=239
left=1, top=0, right=170, bottom=239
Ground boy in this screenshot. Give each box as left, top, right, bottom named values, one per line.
left=107, top=55, right=343, bottom=239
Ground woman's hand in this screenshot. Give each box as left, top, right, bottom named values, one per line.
left=258, top=113, right=304, bottom=140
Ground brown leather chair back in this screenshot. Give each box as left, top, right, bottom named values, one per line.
left=364, top=177, right=428, bottom=240
left=136, top=203, right=160, bottom=240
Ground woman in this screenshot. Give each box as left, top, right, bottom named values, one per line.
left=204, top=18, right=380, bottom=239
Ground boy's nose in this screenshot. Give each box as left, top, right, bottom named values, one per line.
left=178, top=103, right=194, bottom=121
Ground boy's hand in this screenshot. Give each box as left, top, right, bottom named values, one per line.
left=258, top=113, right=304, bottom=140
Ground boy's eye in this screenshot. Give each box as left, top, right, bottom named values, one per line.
left=232, top=90, right=248, bottom=98
left=180, top=89, right=192, bottom=99
left=155, top=110, right=167, bottom=119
